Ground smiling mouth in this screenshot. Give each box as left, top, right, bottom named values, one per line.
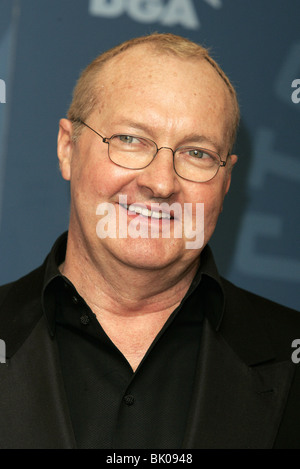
left=119, top=203, right=173, bottom=220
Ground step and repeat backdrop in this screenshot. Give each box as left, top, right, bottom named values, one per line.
left=0, top=0, right=299, bottom=310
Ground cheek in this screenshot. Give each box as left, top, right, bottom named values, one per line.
left=71, top=154, right=134, bottom=202
left=188, top=185, right=225, bottom=239
left=204, top=197, right=222, bottom=226
left=97, top=164, right=138, bottom=200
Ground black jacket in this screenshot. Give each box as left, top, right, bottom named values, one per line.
left=0, top=253, right=300, bottom=449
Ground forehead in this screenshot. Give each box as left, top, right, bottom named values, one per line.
left=101, top=46, right=228, bottom=97
left=93, top=46, right=232, bottom=147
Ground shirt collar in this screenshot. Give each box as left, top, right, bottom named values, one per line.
left=42, top=231, right=69, bottom=336
left=42, top=232, right=225, bottom=335
left=181, top=244, right=225, bottom=330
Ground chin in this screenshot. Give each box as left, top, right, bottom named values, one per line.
left=107, top=237, right=187, bottom=270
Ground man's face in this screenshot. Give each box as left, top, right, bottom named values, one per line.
left=58, top=47, right=237, bottom=272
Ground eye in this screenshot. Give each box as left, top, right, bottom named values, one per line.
left=176, top=147, right=219, bottom=168
left=117, top=135, right=140, bottom=144
left=188, top=149, right=206, bottom=158
left=183, top=148, right=213, bottom=160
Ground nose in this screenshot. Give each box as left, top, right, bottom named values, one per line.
left=135, top=146, right=180, bottom=199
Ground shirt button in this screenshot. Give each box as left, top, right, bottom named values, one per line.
left=72, top=295, right=79, bottom=304
left=123, top=395, right=135, bottom=406
left=80, top=314, right=90, bottom=325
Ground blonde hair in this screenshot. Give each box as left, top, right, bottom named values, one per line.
left=67, top=33, right=240, bottom=152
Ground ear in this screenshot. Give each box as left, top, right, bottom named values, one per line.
left=224, top=153, right=238, bottom=195
left=57, top=118, right=74, bottom=181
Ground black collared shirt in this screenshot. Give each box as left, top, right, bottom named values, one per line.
left=42, top=233, right=224, bottom=449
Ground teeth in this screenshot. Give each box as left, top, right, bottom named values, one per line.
left=125, top=204, right=171, bottom=219
left=133, top=206, right=142, bottom=214
left=151, top=211, right=161, bottom=219
left=140, top=208, right=149, bottom=217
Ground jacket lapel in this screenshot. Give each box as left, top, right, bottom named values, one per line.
left=0, top=316, right=76, bottom=449
left=182, top=318, right=295, bottom=449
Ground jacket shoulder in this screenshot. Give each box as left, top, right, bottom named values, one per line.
left=220, top=277, right=300, bottom=360
left=221, top=277, right=299, bottom=318
left=0, top=262, right=46, bottom=306
left=0, top=261, right=48, bottom=356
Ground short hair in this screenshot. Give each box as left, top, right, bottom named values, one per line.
left=67, top=33, right=240, bottom=152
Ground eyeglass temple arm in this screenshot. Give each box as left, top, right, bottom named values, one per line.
left=220, top=153, right=231, bottom=166
left=72, top=118, right=106, bottom=141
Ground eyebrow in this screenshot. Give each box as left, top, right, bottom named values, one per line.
left=108, top=119, right=222, bottom=153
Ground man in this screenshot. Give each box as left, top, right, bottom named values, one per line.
left=0, top=33, right=299, bottom=449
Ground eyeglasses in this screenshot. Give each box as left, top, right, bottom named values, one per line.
left=74, top=119, right=228, bottom=183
